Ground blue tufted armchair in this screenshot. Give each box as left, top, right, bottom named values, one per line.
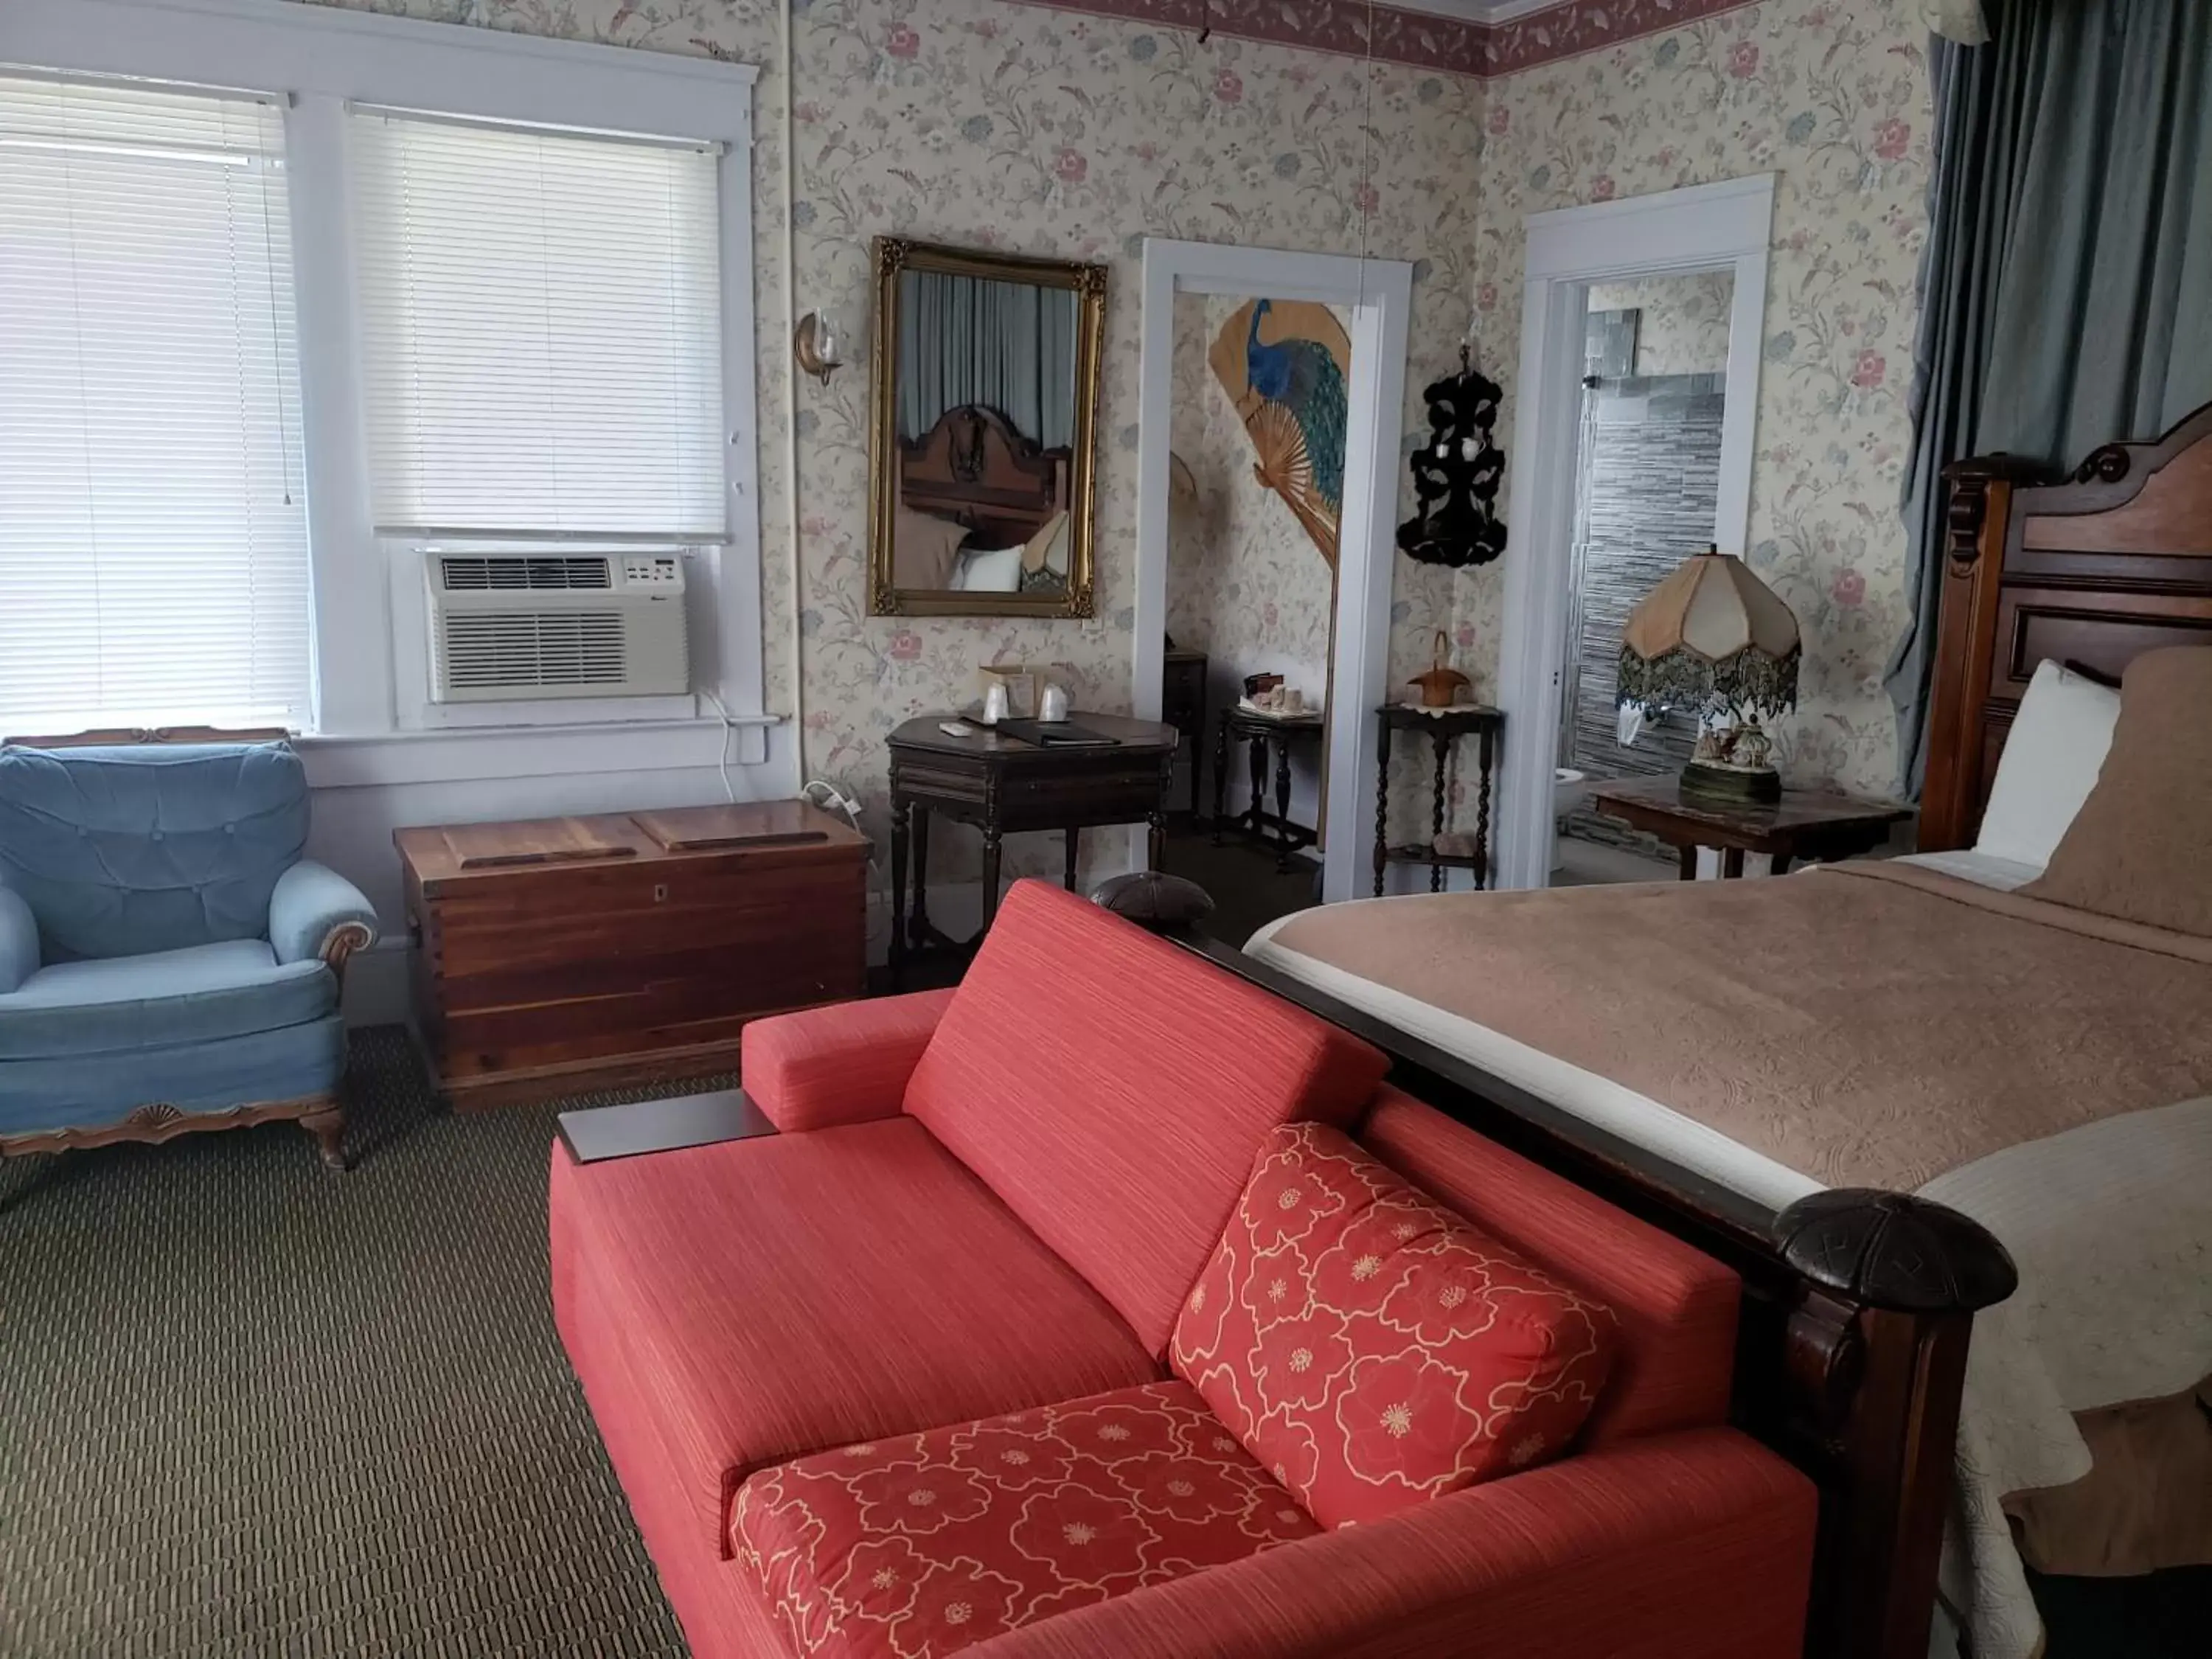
left=0, top=741, right=378, bottom=1169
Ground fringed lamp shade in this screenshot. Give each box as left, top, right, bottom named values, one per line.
left=1618, top=547, right=1801, bottom=803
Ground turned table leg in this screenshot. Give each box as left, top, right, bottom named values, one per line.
left=1062, top=827, right=1080, bottom=891
left=1273, top=737, right=1295, bottom=869
left=1373, top=716, right=1392, bottom=897
left=980, top=827, right=1004, bottom=934
left=1474, top=728, right=1495, bottom=891
left=1211, top=717, right=1230, bottom=844
left=1430, top=731, right=1449, bottom=894
left=889, top=796, right=911, bottom=985
left=909, top=807, right=932, bottom=947
left=1247, top=734, right=1265, bottom=837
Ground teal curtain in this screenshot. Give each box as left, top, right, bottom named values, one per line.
left=896, top=271, right=1079, bottom=451
left=1886, top=0, right=2212, bottom=792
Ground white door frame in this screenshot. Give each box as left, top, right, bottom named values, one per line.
left=1492, top=175, right=1775, bottom=892
left=1133, top=237, right=1412, bottom=903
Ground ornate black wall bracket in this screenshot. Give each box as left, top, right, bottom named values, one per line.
left=1397, top=347, right=1506, bottom=568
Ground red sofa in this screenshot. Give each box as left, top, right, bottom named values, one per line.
left=552, top=879, right=1815, bottom=1658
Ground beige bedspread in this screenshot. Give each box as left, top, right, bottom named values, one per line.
left=1266, top=863, right=2212, bottom=1659
left=1267, top=861, right=2212, bottom=1193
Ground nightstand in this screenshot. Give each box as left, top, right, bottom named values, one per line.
left=1590, top=774, right=1911, bottom=879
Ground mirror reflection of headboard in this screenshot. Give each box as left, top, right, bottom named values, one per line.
left=900, top=403, right=1068, bottom=547
left=867, top=237, right=1107, bottom=619
left=1921, top=398, right=2212, bottom=851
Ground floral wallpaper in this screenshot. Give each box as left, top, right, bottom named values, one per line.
left=1167, top=292, right=1342, bottom=821
left=1586, top=269, right=1736, bottom=378
left=1467, top=0, right=1933, bottom=799
left=297, top=0, right=1485, bottom=889
left=297, top=0, right=1933, bottom=861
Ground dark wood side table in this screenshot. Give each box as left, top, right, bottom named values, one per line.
left=1590, top=773, right=1912, bottom=879
left=1162, top=647, right=1208, bottom=815
left=886, top=712, right=1178, bottom=987
left=1372, top=703, right=1503, bottom=894
left=1212, top=706, right=1324, bottom=870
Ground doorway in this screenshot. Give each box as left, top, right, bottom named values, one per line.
left=1133, top=239, right=1413, bottom=910
left=1493, top=176, right=1774, bottom=891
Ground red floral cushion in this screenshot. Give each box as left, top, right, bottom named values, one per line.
left=731, top=1380, right=1318, bottom=1658
left=1170, top=1121, right=1618, bottom=1528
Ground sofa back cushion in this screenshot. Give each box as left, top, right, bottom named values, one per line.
left=903, top=880, right=1388, bottom=1357
left=1170, top=1121, right=1618, bottom=1528
left=1358, top=1088, right=1740, bottom=1445
left=0, top=743, right=307, bottom=961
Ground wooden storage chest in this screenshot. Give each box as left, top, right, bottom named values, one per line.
left=396, top=801, right=868, bottom=1108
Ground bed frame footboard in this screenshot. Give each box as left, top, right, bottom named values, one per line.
left=1161, top=928, right=2018, bottom=1659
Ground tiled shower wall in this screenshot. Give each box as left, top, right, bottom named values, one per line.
left=1561, top=309, right=1725, bottom=849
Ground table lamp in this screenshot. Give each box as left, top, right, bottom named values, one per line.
left=1616, top=546, right=1800, bottom=804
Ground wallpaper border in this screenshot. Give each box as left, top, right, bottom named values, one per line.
left=1001, top=0, right=1762, bottom=79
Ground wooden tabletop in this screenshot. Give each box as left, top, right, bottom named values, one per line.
left=1590, top=773, right=1912, bottom=863
left=886, top=711, right=1179, bottom=760
left=1222, top=705, right=1324, bottom=730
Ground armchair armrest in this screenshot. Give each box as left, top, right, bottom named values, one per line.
left=741, top=988, right=957, bottom=1131
left=268, top=860, right=380, bottom=975
left=0, top=887, right=38, bottom=994
left=970, top=1429, right=1817, bottom=1659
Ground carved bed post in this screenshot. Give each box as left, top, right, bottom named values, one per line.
left=1774, top=1191, right=2020, bottom=1659
left=1920, top=454, right=2052, bottom=851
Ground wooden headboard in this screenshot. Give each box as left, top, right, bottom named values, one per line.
left=1921, top=398, right=2212, bottom=851
left=899, top=403, right=1069, bottom=549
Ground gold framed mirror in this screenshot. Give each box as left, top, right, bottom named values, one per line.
left=867, top=237, right=1107, bottom=618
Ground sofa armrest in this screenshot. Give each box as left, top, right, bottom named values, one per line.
left=0, top=887, right=38, bottom=994
left=740, top=988, right=957, bottom=1131
left=969, top=1429, right=1816, bottom=1659
left=268, top=860, right=380, bottom=974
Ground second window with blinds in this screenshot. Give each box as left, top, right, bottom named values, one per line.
left=349, top=108, right=729, bottom=726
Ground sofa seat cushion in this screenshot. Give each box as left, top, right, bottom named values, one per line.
left=548, top=1116, right=1159, bottom=1561
left=0, top=939, right=333, bottom=1060
left=1172, top=1123, right=1618, bottom=1529
left=732, top=1380, right=1319, bottom=1659
left=905, top=880, right=1389, bottom=1360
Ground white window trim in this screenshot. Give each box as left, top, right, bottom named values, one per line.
left=0, top=0, right=773, bottom=775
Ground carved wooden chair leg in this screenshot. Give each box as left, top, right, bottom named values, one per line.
left=302, top=1102, right=349, bottom=1172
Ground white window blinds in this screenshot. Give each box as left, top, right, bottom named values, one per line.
left=0, top=75, right=311, bottom=735
left=349, top=109, right=727, bottom=541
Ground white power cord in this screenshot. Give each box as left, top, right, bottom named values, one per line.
left=801, top=779, right=888, bottom=950
left=698, top=686, right=739, bottom=802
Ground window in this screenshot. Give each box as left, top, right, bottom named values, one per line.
left=349, top=109, right=727, bottom=543
left=0, top=73, right=311, bottom=734
left=1, top=0, right=760, bottom=763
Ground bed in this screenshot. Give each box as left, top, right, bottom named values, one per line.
left=1188, top=400, right=2212, bottom=1659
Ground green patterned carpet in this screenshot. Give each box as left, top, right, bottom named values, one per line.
left=0, top=1029, right=691, bottom=1659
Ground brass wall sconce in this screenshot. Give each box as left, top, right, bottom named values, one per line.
left=793, top=310, right=846, bottom=384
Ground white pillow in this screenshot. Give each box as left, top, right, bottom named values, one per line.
left=948, top=543, right=1024, bottom=593
left=1973, top=659, right=2121, bottom=869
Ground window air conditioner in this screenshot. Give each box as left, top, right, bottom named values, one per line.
left=425, top=552, right=689, bottom=703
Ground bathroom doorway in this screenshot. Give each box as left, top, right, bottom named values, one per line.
left=1554, top=270, right=1735, bottom=883
left=1493, top=176, right=1773, bottom=890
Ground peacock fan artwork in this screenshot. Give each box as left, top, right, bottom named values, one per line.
left=1207, top=297, right=1349, bottom=564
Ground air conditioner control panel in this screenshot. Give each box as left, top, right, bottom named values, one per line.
left=621, top=555, right=684, bottom=588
